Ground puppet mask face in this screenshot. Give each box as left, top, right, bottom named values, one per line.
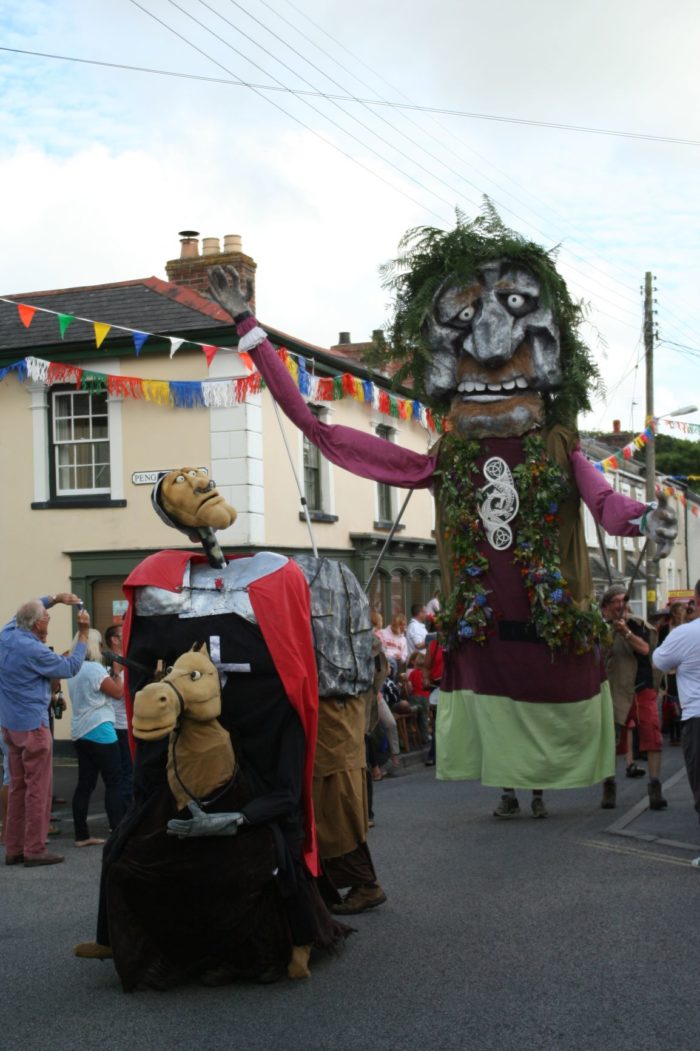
left=423, top=262, right=561, bottom=438
left=159, top=467, right=237, bottom=531
left=132, top=646, right=221, bottom=739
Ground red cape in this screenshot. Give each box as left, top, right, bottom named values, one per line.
left=122, top=550, right=320, bottom=876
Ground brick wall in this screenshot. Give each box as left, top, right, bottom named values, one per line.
left=166, top=251, right=257, bottom=312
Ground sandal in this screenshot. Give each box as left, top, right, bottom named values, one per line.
left=625, top=763, right=646, bottom=779
left=75, top=838, right=106, bottom=848
left=371, top=767, right=383, bottom=782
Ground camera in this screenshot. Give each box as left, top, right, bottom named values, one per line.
left=53, top=690, right=65, bottom=720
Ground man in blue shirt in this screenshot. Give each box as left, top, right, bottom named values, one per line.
left=0, top=593, right=90, bottom=866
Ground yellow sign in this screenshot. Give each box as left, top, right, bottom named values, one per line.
left=669, top=589, right=694, bottom=600
left=646, top=589, right=656, bottom=603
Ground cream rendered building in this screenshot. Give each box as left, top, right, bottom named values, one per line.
left=0, top=234, right=438, bottom=742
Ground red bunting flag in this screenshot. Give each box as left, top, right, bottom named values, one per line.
left=202, top=344, right=217, bottom=367
left=17, top=303, right=36, bottom=329
left=239, top=352, right=254, bottom=372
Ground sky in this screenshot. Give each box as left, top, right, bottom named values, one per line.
left=1, top=0, right=699, bottom=438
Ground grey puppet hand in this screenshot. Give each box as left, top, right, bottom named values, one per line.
left=166, top=799, right=247, bottom=839
left=643, top=493, right=677, bottom=559
left=207, top=264, right=253, bottom=320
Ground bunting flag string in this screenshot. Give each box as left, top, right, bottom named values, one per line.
left=0, top=349, right=443, bottom=433
left=0, top=295, right=249, bottom=369
left=594, top=420, right=656, bottom=472
left=662, top=417, right=700, bottom=436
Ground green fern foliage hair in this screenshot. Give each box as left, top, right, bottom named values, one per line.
left=372, top=202, right=601, bottom=428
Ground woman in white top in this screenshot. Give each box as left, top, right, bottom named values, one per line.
left=67, top=628, right=125, bottom=847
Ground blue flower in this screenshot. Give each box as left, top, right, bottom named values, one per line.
left=551, top=588, right=564, bottom=603
left=474, top=594, right=488, bottom=607
left=466, top=565, right=482, bottom=577
left=458, top=622, right=474, bottom=639
left=550, top=570, right=561, bottom=581
left=548, top=502, right=559, bottom=514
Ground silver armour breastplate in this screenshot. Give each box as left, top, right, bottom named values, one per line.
left=134, top=551, right=289, bottom=623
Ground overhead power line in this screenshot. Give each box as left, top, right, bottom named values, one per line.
left=2, top=44, right=698, bottom=147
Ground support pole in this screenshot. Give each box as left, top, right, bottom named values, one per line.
left=364, top=489, right=414, bottom=594
left=271, top=399, right=318, bottom=558
left=594, top=522, right=614, bottom=586
left=644, top=271, right=657, bottom=617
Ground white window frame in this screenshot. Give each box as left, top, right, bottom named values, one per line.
left=299, top=403, right=334, bottom=516
left=28, top=359, right=124, bottom=503
left=51, top=388, right=111, bottom=496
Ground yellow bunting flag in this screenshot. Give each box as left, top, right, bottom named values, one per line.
left=141, top=380, right=171, bottom=406
left=94, top=322, right=111, bottom=349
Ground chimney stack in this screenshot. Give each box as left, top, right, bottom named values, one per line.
left=338, top=331, right=351, bottom=345
left=166, top=230, right=256, bottom=310
left=612, top=420, right=621, bottom=434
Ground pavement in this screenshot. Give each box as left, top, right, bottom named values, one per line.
left=2, top=745, right=699, bottom=1051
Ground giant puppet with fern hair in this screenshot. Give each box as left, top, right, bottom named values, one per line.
left=208, top=206, right=677, bottom=815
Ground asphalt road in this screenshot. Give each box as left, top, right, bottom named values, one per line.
left=2, top=752, right=700, bottom=1051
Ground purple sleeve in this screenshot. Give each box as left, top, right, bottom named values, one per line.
left=570, top=448, right=646, bottom=536
left=240, top=317, right=436, bottom=489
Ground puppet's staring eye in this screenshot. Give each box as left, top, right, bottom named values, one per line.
left=188, top=470, right=199, bottom=478
left=499, top=292, right=535, bottom=318
left=190, top=670, right=202, bottom=681
left=457, top=305, right=475, bottom=323
left=165, top=665, right=174, bottom=675
left=174, top=475, right=185, bottom=484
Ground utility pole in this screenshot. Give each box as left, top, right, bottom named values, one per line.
left=644, top=271, right=657, bottom=617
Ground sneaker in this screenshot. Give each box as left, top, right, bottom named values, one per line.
left=530, top=797, right=548, bottom=819
left=648, top=782, right=668, bottom=810
left=625, top=763, right=646, bottom=779
left=330, top=884, right=387, bottom=915
left=24, top=852, right=64, bottom=867
left=601, top=780, right=617, bottom=809
left=493, top=795, right=520, bottom=819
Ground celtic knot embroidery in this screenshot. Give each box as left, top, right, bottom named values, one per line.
left=477, top=457, right=519, bottom=550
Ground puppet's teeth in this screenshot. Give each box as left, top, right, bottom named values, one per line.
left=487, top=383, right=502, bottom=392
left=515, top=376, right=528, bottom=389
left=474, top=381, right=486, bottom=391
left=459, top=380, right=475, bottom=393
left=502, top=380, right=515, bottom=390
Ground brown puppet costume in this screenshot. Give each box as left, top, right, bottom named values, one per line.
left=75, top=469, right=348, bottom=988
left=207, top=207, right=677, bottom=818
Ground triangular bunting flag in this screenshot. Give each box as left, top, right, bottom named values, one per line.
left=132, top=331, right=148, bottom=356
left=239, top=351, right=254, bottom=371
left=94, top=322, right=111, bottom=349
left=58, top=313, right=75, bottom=339
left=17, top=303, right=36, bottom=329
left=202, top=344, right=218, bottom=367
left=169, top=337, right=184, bottom=359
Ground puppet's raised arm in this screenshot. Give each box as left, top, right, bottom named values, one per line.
left=208, top=266, right=436, bottom=489
left=570, top=446, right=677, bottom=556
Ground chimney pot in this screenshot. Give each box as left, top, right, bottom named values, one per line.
left=178, top=230, right=200, bottom=259
left=338, top=331, right=351, bottom=345
left=223, top=234, right=243, bottom=255
left=372, top=328, right=385, bottom=342
left=613, top=419, right=621, bottom=434
left=202, top=237, right=220, bottom=257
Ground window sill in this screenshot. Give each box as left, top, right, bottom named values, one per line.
left=299, top=511, right=339, bottom=524
left=32, top=498, right=127, bottom=510
left=374, top=520, right=405, bottom=532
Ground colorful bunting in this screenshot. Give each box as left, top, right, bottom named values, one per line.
left=132, top=332, right=149, bottom=356
left=58, top=313, right=75, bottom=339
left=0, top=348, right=443, bottom=434
left=17, top=303, right=36, bottom=329
left=94, top=322, right=111, bottom=349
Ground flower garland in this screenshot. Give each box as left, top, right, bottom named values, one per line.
left=436, top=432, right=610, bottom=654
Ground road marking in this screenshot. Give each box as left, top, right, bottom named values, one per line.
left=583, top=838, right=693, bottom=868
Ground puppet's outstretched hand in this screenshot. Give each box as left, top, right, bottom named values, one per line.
left=167, top=800, right=247, bottom=838
left=207, top=265, right=253, bottom=320
left=642, top=493, right=677, bottom=559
